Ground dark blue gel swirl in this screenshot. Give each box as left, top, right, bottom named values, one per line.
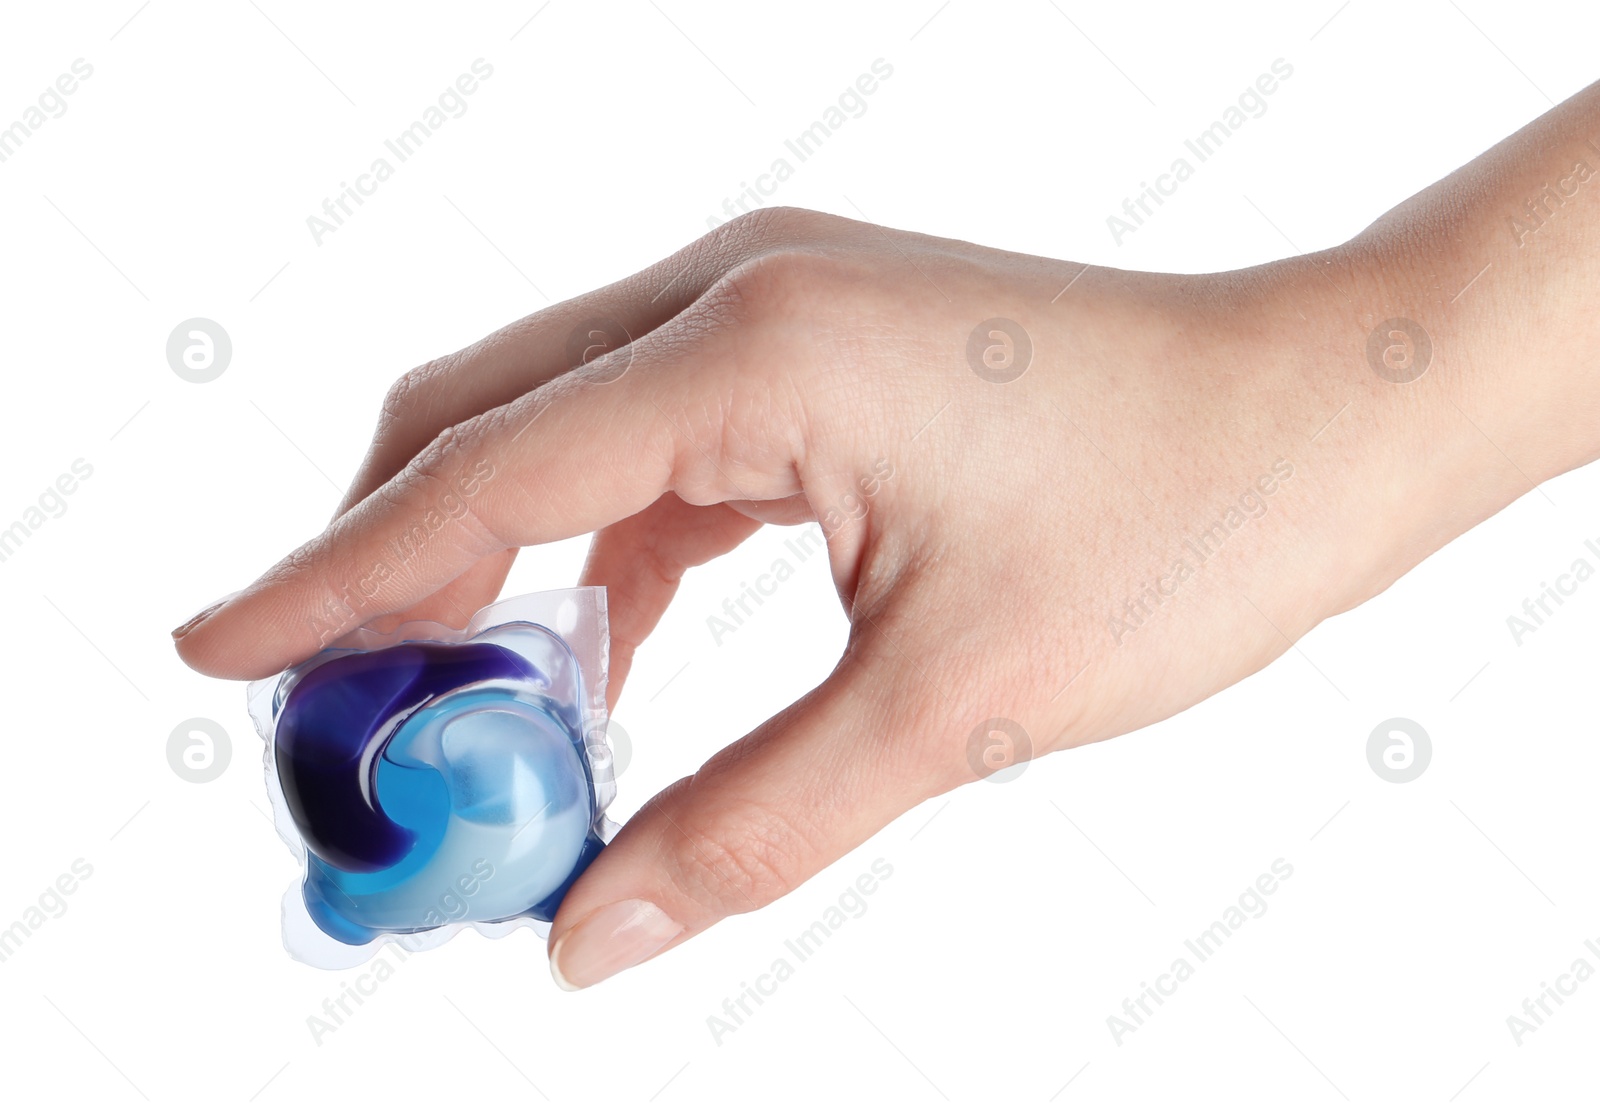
left=275, top=642, right=540, bottom=874
left=274, top=628, right=607, bottom=946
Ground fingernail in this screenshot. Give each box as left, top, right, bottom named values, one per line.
left=171, top=596, right=231, bottom=639
left=548, top=899, right=682, bottom=991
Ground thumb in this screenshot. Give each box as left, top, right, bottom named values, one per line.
left=547, top=644, right=938, bottom=990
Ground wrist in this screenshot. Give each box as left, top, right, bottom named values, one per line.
left=1340, top=81, right=1600, bottom=488
left=1235, top=239, right=1556, bottom=615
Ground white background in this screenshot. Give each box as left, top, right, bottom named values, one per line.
left=1, top=1, right=1597, bottom=1099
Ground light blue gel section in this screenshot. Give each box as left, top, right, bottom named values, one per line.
left=303, top=685, right=593, bottom=935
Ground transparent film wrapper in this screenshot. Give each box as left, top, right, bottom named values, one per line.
left=246, top=588, right=618, bottom=969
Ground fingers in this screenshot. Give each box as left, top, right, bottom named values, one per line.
left=579, top=495, right=762, bottom=709
left=320, top=253, right=692, bottom=634
left=332, top=276, right=689, bottom=521
left=332, top=207, right=847, bottom=521
left=174, top=208, right=867, bottom=680
left=312, top=226, right=741, bottom=638
left=176, top=367, right=678, bottom=679
left=362, top=547, right=518, bottom=635
left=175, top=299, right=814, bottom=680
left=547, top=641, right=942, bottom=991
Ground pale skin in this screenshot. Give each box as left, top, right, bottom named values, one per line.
left=175, top=80, right=1600, bottom=989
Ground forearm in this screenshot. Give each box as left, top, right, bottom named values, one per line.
left=1350, top=77, right=1600, bottom=485
left=1227, top=79, right=1600, bottom=612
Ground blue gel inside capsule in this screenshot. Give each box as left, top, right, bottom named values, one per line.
left=273, top=634, right=604, bottom=945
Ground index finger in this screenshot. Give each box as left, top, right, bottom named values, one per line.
left=330, top=206, right=848, bottom=521
left=173, top=364, right=677, bottom=680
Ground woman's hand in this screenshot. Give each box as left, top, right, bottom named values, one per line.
left=170, top=193, right=1582, bottom=989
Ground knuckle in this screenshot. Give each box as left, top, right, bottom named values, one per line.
left=405, top=419, right=474, bottom=482
left=404, top=400, right=512, bottom=478
left=691, top=206, right=853, bottom=317
left=700, top=248, right=848, bottom=325
left=378, top=359, right=450, bottom=435
left=708, top=205, right=834, bottom=251
left=390, top=414, right=506, bottom=552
